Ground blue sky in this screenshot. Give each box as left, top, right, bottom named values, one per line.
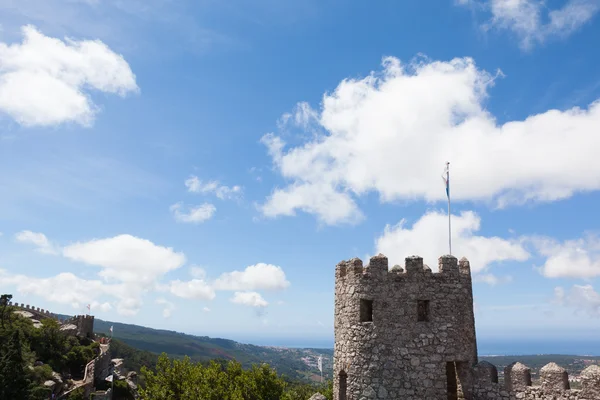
left=1, top=0, right=600, bottom=349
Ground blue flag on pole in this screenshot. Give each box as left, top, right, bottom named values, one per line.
left=442, top=163, right=449, bottom=199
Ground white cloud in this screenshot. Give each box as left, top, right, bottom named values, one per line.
left=531, top=234, right=600, bottom=278
left=0, top=270, right=104, bottom=308
left=63, top=234, right=186, bottom=285
left=0, top=25, right=138, bottom=127
left=8, top=230, right=294, bottom=316
left=459, top=0, right=600, bottom=49
left=15, top=230, right=59, bottom=254
left=0, top=270, right=141, bottom=315
left=185, top=175, right=242, bottom=200
left=116, top=297, right=143, bottom=317
left=90, top=301, right=112, bottom=313
left=170, top=202, right=216, bottom=224
left=8, top=232, right=189, bottom=316
left=230, top=291, right=268, bottom=308
left=203, top=307, right=211, bottom=312
left=189, top=265, right=207, bottom=279
left=155, top=298, right=175, bottom=318
left=260, top=56, right=600, bottom=224
left=554, top=285, right=600, bottom=317
left=213, top=263, right=291, bottom=291
left=169, top=279, right=215, bottom=300
left=473, top=273, right=513, bottom=285
left=375, top=210, right=529, bottom=273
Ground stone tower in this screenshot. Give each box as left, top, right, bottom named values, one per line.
left=334, top=254, right=477, bottom=400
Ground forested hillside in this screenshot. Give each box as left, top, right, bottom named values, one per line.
left=93, top=317, right=333, bottom=382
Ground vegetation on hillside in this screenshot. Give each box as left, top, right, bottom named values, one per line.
left=140, top=353, right=333, bottom=400
left=0, top=299, right=100, bottom=400
left=93, top=317, right=333, bottom=381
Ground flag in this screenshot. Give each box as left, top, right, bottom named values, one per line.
left=109, top=325, right=113, bottom=334
left=442, top=162, right=449, bottom=199
left=86, top=304, right=91, bottom=312
left=317, top=356, right=322, bottom=373
left=105, top=375, right=113, bottom=382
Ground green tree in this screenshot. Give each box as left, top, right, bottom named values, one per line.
left=0, top=294, right=12, bottom=328
left=0, top=330, right=30, bottom=399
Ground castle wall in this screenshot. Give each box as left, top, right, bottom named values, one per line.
left=473, top=361, right=600, bottom=400
left=65, top=315, right=95, bottom=338
left=8, top=302, right=58, bottom=321
left=334, top=254, right=477, bottom=400
left=94, top=350, right=111, bottom=382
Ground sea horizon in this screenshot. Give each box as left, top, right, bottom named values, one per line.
left=231, top=337, right=600, bottom=357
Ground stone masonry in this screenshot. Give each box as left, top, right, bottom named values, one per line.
left=333, top=254, right=600, bottom=400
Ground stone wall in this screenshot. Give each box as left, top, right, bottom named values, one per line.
left=473, top=361, right=600, bottom=400
left=334, top=254, right=478, bottom=400
left=94, top=350, right=112, bottom=383
left=8, top=302, right=58, bottom=320
left=65, top=314, right=95, bottom=338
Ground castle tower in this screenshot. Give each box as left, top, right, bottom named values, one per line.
left=334, top=254, right=477, bottom=400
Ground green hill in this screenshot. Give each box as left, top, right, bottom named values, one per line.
left=91, top=317, right=333, bottom=382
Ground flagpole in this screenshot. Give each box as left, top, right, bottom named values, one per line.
left=447, top=162, right=452, bottom=255
left=111, top=326, right=114, bottom=399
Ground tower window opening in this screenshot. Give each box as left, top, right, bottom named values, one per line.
left=417, top=300, right=430, bottom=322
left=339, top=371, right=347, bottom=400
left=360, top=299, right=373, bottom=322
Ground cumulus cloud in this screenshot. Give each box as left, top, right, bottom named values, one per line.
left=90, top=301, right=112, bottom=313
left=0, top=270, right=105, bottom=308
left=63, top=234, right=186, bottom=285
left=0, top=270, right=139, bottom=315
left=531, top=234, right=600, bottom=278
left=15, top=230, right=59, bottom=254
left=185, top=176, right=242, bottom=200
left=473, top=273, right=513, bottom=285
left=9, top=230, right=292, bottom=315
left=554, top=285, right=600, bottom=317
left=458, top=0, right=600, bottom=49
left=170, top=202, right=216, bottom=224
left=189, top=265, right=207, bottom=279
left=0, top=25, right=138, bottom=127
left=375, top=210, right=529, bottom=273
left=155, top=298, right=175, bottom=318
left=213, top=263, right=291, bottom=291
left=260, top=56, right=600, bottom=225
left=230, top=291, right=268, bottom=308
left=169, top=279, right=216, bottom=300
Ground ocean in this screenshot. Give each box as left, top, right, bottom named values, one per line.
left=238, top=337, right=600, bottom=355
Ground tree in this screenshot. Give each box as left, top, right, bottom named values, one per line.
left=0, top=330, right=30, bottom=399
left=0, top=294, right=12, bottom=328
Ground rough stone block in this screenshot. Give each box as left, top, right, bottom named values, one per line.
left=459, top=257, right=471, bottom=275
left=368, top=254, right=388, bottom=276
left=405, top=256, right=424, bottom=274
left=540, top=362, right=569, bottom=390
left=580, top=364, right=600, bottom=399
left=474, top=361, right=498, bottom=384
left=438, top=255, right=458, bottom=274
left=504, top=362, right=532, bottom=391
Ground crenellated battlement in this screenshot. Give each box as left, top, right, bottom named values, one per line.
left=65, top=314, right=95, bottom=338
left=336, top=254, right=472, bottom=285
left=8, top=299, right=95, bottom=339
left=473, top=360, right=600, bottom=400
left=9, top=301, right=58, bottom=320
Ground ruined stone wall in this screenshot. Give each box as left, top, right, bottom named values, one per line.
left=65, top=314, right=95, bottom=338
left=334, top=254, right=478, bottom=400
left=473, top=361, right=600, bottom=400
left=94, top=350, right=111, bottom=383
left=9, top=302, right=58, bottom=320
